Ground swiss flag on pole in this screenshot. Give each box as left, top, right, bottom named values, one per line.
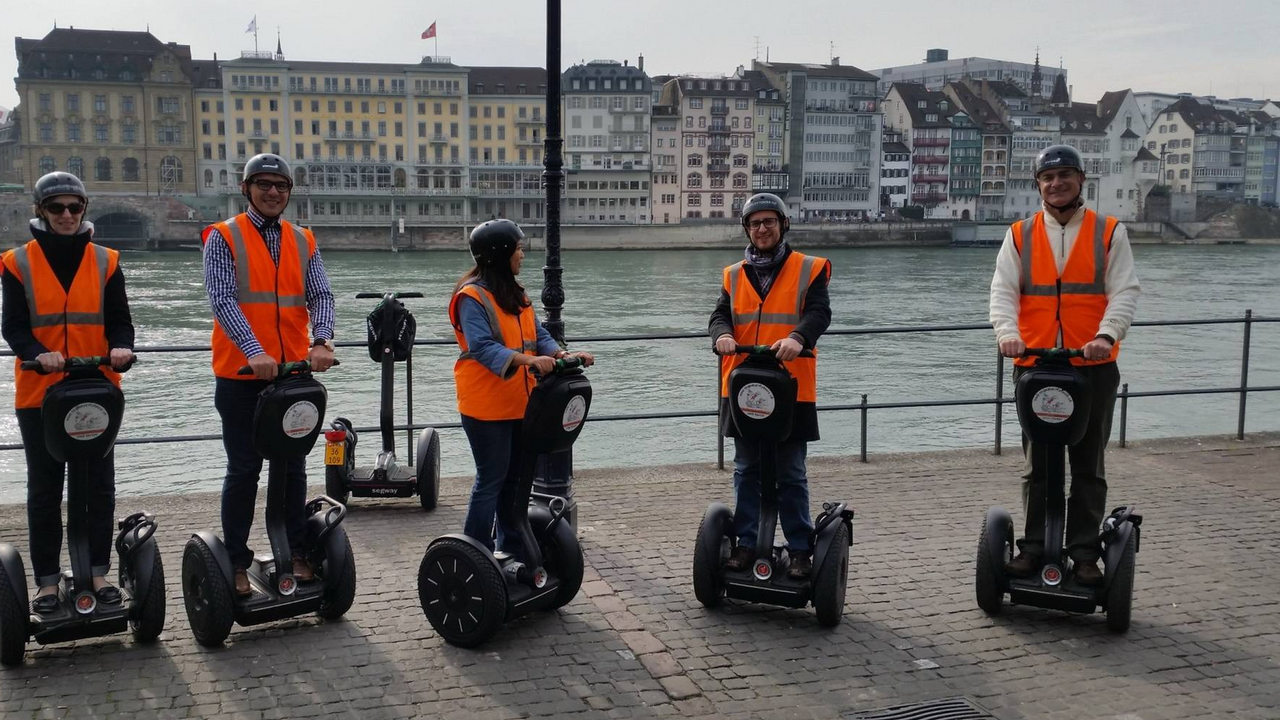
left=421, top=22, right=437, bottom=40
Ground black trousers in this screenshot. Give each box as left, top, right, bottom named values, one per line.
left=17, top=407, right=116, bottom=587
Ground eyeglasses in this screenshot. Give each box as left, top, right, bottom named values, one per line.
left=43, top=202, right=85, bottom=216
left=746, top=217, right=780, bottom=230
left=251, top=179, right=292, bottom=193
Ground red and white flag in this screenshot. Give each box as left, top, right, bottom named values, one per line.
left=421, top=22, right=437, bottom=40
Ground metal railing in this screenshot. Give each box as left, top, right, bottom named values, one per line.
left=2, top=313, right=1276, bottom=469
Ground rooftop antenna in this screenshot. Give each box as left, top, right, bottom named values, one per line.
left=754, top=36, right=763, bottom=61
left=829, top=40, right=836, bottom=63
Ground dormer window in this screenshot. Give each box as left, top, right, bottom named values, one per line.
left=917, top=100, right=927, bottom=109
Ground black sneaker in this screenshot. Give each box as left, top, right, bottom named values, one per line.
left=725, top=545, right=754, bottom=571
left=787, top=551, right=813, bottom=579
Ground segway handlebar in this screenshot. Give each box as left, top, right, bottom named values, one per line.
left=1022, top=347, right=1084, bottom=359
left=356, top=291, right=424, bottom=299
left=719, top=344, right=816, bottom=359
left=20, top=355, right=136, bottom=374
left=554, top=356, right=585, bottom=370
left=235, top=359, right=341, bottom=376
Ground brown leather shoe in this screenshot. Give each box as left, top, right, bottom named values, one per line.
left=787, top=551, right=813, bottom=579
left=1005, top=551, right=1041, bottom=578
left=725, top=545, right=754, bottom=571
left=1073, top=559, right=1104, bottom=586
left=233, top=568, right=252, bottom=597
left=291, top=554, right=315, bottom=582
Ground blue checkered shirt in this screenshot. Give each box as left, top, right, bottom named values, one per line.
left=202, top=206, right=335, bottom=360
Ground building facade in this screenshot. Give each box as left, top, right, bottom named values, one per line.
left=869, top=49, right=1067, bottom=99
left=1143, top=98, right=1249, bottom=198
left=662, top=75, right=759, bottom=220
left=882, top=83, right=953, bottom=218
left=562, top=59, right=652, bottom=224
left=880, top=131, right=910, bottom=210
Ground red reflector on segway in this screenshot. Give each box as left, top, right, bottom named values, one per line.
left=75, top=593, right=95, bottom=613
left=754, top=561, right=772, bottom=580
left=279, top=576, right=296, bottom=595
left=1042, top=566, right=1062, bottom=586
left=324, top=430, right=346, bottom=443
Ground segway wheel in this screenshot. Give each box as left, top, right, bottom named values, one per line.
left=976, top=507, right=1013, bottom=615
left=541, top=519, right=584, bottom=609
left=125, top=545, right=166, bottom=643
left=415, top=428, right=440, bottom=511
left=812, top=520, right=851, bottom=627
left=1105, top=530, right=1138, bottom=633
left=0, top=555, right=28, bottom=667
left=181, top=537, right=235, bottom=647
left=692, top=503, right=733, bottom=608
left=419, top=538, right=506, bottom=648
left=317, top=532, right=357, bottom=620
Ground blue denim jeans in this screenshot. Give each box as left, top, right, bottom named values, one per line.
left=460, top=415, right=524, bottom=552
left=732, top=438, right=813, bottom=553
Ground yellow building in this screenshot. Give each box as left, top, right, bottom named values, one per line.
left=465, top=67, right=547, bottom=222
left=14, top=28, right=199, bottom=195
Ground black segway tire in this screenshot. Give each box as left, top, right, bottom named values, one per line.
left=0, top=559, right=27, bottom=667
left=812, top=521, right=850, bottom=627
left=126, top=547, right=166, bottom=643
left=181, top=538, right=235, bottom=647
left=318, top=533, right=357, bottom=620
left=976, top=507, right=1013, bottom=615
left=1105, top=530, right=1137, bottom=633
left=416, top=428, right=440, bottom=511
left=693, top=503, right=733, bottom=608
left=419, top=538, right=506, bottom=648
left=543, top=520, right=584, bottom=609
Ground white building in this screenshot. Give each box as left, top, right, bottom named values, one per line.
left=562, top=59, right=653, bottom=224
left=880, top=132, right=910, bottom=210
left=1052, top=89, right=1159, bottom=221
left=869, top=49, right=1066, bottom=99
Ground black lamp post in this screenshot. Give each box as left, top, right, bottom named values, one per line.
left=532, top=0, right=577, bottom=526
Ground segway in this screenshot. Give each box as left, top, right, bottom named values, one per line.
left=693, top=345, right=854, bottom=626
left=417, top=357, right=590, bottom=647
left=975, top=347, right=1142, bottom=632
left=0, top=357, right=164, bottom=666
left=181, top=360, right=356, bottom=647
left=325, top=291, right=440, bottom=510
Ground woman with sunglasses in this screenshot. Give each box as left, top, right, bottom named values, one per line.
left=0, top=171, right=136, bottom=613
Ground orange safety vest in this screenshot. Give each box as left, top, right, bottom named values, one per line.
left=1012, top=209, right=1120, bottom=368
left=449, top=282, right=540, bottom=421
left=719, top=251, right=830, bottom=403
left=2, top=240, right=121, bottom=409
left=201, top=214, right=317, bottom=379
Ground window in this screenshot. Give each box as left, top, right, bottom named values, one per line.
left=94, top=95, right=107, bottom=113
left=39, top=93, right=52, bottom=112
left=736, top=99, right=748, bottom=110
left=66, top=94, right=80, bottom=113
left=122, top=123, right=136, bottom=144
left=94, top=122, right=109, bottom=142
left=67, top=120, right=82, bottom=142
left=39, top=156, right=56, bottom=174
left=94, top=157, right=112, bottom=181
left=687, top=172, right=702, bottom=188
left=123, top=158, right=140, bottom=181
left=67, top=157, right=84, bottom=178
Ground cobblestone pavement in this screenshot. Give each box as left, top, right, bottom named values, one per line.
left=0, top=432, right=1277, bottom=719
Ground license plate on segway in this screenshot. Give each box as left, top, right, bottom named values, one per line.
left=324, top=442, right=345, bottom=466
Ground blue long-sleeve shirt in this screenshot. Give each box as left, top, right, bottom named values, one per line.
left=457, top=284, right=561, bottom=378
left=202, top=206, right=335, bottom=359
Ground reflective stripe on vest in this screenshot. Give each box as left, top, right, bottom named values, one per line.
left=449, top=282, right=540, bottom=420
left=456, top=281, right=537, bottom=361
left=727, top=254, right=818, bottom=326
left=12, top=243, right=110, bottom=326
left=222, top=219, right=311, bottom=308
left=1019, top=212, right=1107, bottom=297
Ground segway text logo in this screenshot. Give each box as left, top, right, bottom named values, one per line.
left=737, top=383, right=775, bottom=420
left=562, top=395, right=587, bottom=432
left=282, top=401, right=320, bottom=438
left=1031, top=387, right=1073, bottom=424
left=65, top=402, right=110, bottom=441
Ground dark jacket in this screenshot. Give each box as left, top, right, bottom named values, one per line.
left=708, top=245, right=832, bottom=442
left=1, top=220, right=134, bottom=361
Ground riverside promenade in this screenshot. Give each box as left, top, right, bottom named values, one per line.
left=0, top=432, right=1277, bottom=720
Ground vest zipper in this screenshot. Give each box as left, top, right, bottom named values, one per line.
left=753, top=303, right=763, bottom=346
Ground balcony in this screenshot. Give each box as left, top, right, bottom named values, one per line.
left=708, top=144, right=731, bottom=155
left=911, top=192, right=947, bottom=203
left=610, top=105, right=645, bottom=114
left=248, top=130, right=269, bottom=139
left=326, top=131, right=377, bottom=142
left=752, top=175, right=789, bottom=194
left=413, top=87, right=460, bottom=97
left=911, top=173, right=949, bottom=183
left=515, top=115, right=544, bottom=125
left=429, top=134, right=449, bottom=143
left=708, top=125, right=730, bottom=135
left=709, top=105, right=729, bottom=116
left=913, top=137, right=950, bottom=147
left=518, top=138, right=543, bottom=147
left=912, top=153, right=949, bottom=165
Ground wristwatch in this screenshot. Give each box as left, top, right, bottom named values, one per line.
left=1095, top=333, right=1115, bottom=344
left=312, top=338, right=335, bottom=352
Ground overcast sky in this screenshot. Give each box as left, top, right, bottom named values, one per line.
left=3, top=0, right=1277, bottom=111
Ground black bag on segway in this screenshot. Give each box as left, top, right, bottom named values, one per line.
left=366, top=298, right=417, bottom=362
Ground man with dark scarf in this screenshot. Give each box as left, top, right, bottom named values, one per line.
left=709, top=193, right=832, bottom=579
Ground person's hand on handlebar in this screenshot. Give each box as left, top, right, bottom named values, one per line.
left=998, top=337, right=1026, bottom=358
left=771, top=336, right=803, bottom=362
left=34, top=351, right=64, bottom=373
left=562, top=351, right=595, bottom=367
left=521, top=354, right=556, bottom=375
left=714, top=334, right=737, bottom=355
left=109, top=348, right=135, bottom=371
left=1081, top=336, right=1113, bottom=361
left=247, top=352, right=279, bottom=380
left=308, top=343, right=335, bottom=372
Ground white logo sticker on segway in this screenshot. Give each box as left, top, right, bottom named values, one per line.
left=65, top=402, right=110, bottom=441
left=1031, top=387, right=1073, bottom=423
left=282, top=400, right=320, bottom=438
left=562, top=395, right=587, bottom=432
left=737, top=383, right=775, bottom=420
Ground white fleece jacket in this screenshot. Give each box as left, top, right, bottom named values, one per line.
left=989, top=205, right=1141, bottom=345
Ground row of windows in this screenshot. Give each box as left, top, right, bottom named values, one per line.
left=685, top=173, right=750, bottom=189
left=802, top=191, right=871, bottom=203
left=567, top=197, right=650, bottom=207
left=686, top=154, right=749, bottom=167
left=36, top=93, right=164, bottom=116
left=38, top=155, right=178, bottom=182
left=806, top=115, right=876, bottom=129
left=686, top=192, right=749, bottom=207
left=567, top=180, right=651, bottom=191
left=566, top=96, right=648, bottom=110
left=684, top=116, right=753, bottom=129
left=804, top=133, right=872, bottom=146
left=803, top=151, right=873, bottom=164
left=37, top=120, right=178, bottom=145
left=808, top=80, right=874, bottom=96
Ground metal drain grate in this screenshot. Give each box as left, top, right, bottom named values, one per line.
left=848, top=696, right=995, bottom=720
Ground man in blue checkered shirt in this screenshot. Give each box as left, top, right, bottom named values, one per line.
left=201, top=153, right=336, bottom=598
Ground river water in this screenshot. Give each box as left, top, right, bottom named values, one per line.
left=1, top=243, right=1276, bottom=502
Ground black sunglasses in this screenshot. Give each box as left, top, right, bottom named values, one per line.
left=43, top=202, right=85, bottom=216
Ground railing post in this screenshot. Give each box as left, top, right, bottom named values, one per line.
left=994, top=351, right=1004, bottom=456
left=716, top=360, right=725, bottom=470
left=1238, top=309, right=1252, bottom=441
left=859, top=393, right=868, bottom=463
left=405, top=355, right=414, bottom=465
left=1119, top=382, right=1128, bottom=449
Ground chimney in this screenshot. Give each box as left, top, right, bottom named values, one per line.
left=1068, top=84, right=1073, bottom=108
left=638, top=54, right=644, bottom=72
left=832, top=56, right=840, bottom=66
left=623, top=59, right=628, bottom=66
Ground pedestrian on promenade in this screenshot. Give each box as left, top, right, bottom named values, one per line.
left=989, top=144, right=1141, bottom=585
left=201, top=153, right=336, bottom=597
left=709, top=192, right=832, bottom=579
left=448, top=219, right=593, bottom=552
left=1, top=171, right=136, bottom=612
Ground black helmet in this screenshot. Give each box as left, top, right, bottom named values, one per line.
left=1034, top=145, right=1084, bottom=178
left=740, top=193, right=790, bottom=238
left=33, top=172, right=88, bottom=205
left=469, top=219, right=524, bottom=267
left=242, top=153, right=292, bottom=184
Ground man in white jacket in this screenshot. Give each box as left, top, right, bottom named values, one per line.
left=989, top=144, right=1141, bottom=586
